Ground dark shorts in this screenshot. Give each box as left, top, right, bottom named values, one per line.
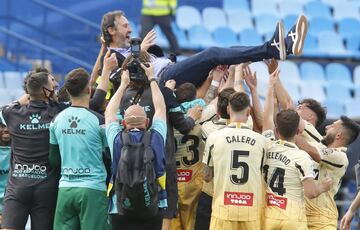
left=2, top=185, right=57, bottom=230
left=195, top=192, right=213, bottom=230
left=162, top=171, right=178, bottom=219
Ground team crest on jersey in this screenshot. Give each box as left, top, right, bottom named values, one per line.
left=177, top=169, right=192, bottom=182
left=321, top=148, right=334, bottom=155
left=267, top=193, right=287, bottom=209
left=224, top=192, right=253, bottom=206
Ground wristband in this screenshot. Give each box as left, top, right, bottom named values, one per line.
left=211, top=80, right=220, bottom=87
left=149, top=78, right=157, bottom=84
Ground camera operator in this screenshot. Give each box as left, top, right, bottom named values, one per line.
left=111, top=42, right=201, bottom=229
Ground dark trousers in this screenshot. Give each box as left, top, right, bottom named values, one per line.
left=194, top=192, right=212, bottom=230
left=110, top=212, right=163, bottom=230
left=160, top=44, right=276, bottom=87
left=140, top=14, right=181, bottom=54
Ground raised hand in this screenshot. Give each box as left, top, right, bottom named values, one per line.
left=120, top=69, right=130, bottom=88
left=264, top=58, right=278, bottom=75
left=141, top=29, right=156, bottom=51
left=103, top=49, right=118, bottom=72
left=140, top=62, right=155, bottom=79
left=165, top=79, right=176, bottom=90
left=243, top=66, right=257, bottom=91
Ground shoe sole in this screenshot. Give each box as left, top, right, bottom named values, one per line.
left=278, top=21, right=286, bottom=61
left=292, top=15, right=308, bottom=56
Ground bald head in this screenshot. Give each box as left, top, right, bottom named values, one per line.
left=124, top=105, right=148, bottom=129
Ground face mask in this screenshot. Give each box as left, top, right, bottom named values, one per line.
left=42, top=87, right=55, bottom=101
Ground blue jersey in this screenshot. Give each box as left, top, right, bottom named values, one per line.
left=0, top=146, right=10, bottom=213
left=49, top=106, right=107, bottom=191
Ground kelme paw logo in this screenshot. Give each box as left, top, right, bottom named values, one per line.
left=69, top=116, right=80, bottom=128
left=29, top=114, right=41, bottom=124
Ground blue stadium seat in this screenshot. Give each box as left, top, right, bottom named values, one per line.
left=173, top=27, right=197, bottom=50
left=249, top=62, right=269, bottom=84
left=284, top=81, right=302, bottom=102
left=302, top=34, right=319, bottom=56
left=354, top=85, right=360, bottom=98
left=304, top=1, right=332, bottom=19
left=338, top=18, right=360, bottom=39
left=227, top=10, right=254, bottom=33
left=202, top=7, right=227, bottom=32
left=333, top=2, right=360, bottom=20
left=323, top=100, right=345, bottom=118
left=325, top=83, right=352, bottom=102
left=11, top=89, right=25, bottom=101
left=345, top=101, right=360, bottom=117
left=212, top=27, right=239, bottom=47
left=176, top=6, right=202, bottom=30
left=279, top=61, right=301, bottom=84
left=325, top=63, right=353, bottom=87
left=308, top=17, right=334, bottom=35
left=0, top=72, right=5, bottom=89
left=354, top=66, right=360, bottom=86
left=300, top=61, right=326, bottom=84
left=283, top=15, right=298, bottom=31
left=239, top=29, right=263, bottom=46
left=278, top=1, right=304, bottom=17
left=0, top=89, right=12, bottom=106
left=187, top=25, right=215, bottom=49
left=300, top=84, right=326, bottom=102
left=318, top=32, right=348, bottom=56
left=346, top=35, right=360, bottom=55
left=254, top=14, right=278, bottom=35
left=223, top=0, right=250, bottom=12
left=3, top=71, right=24, bottom=90
left=252, top=0, right=278, bottom=16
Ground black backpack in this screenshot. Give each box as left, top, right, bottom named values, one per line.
left=115, top=131, right=159, bottom=219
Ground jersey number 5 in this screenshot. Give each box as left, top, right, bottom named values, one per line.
left=230, top=150, right=249, bottom=185
left=263, top=165, right=286, bottom=195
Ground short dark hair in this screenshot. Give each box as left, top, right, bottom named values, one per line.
left=57, top=86, right=70, bottom=102
left=217, top=88, right=235, bottom=119
left=23, top=67, right=50, bottom=93
left=64, top=68, right=89, bottom=97
left=26, top=72, right=49, bottom=96
left=101, top=10, right=124, bottom=45
left=299, top=98, right=327, bottom=127
left=229, top=92, right=250, bottom=113
left=175, top=83, right=197, bottom=103
left=276, top=109, right=300, bottom=139
left=340, top=115, right=360, bottom=145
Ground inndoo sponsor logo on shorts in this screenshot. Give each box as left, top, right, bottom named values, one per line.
left=176, top=169, right=192, bottom=182
left=267, top=193, right=287, bottom=210
left=13, top=163, right=47, bottom=179
left=224, top=192, right=254, bottom=206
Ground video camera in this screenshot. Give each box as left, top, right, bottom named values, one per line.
left=109, top=38, right=148, bottom=85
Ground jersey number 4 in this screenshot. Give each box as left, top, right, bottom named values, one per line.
left=263, top=165, right=286, bottom=196
left=230, top=150, right=249, bottom=185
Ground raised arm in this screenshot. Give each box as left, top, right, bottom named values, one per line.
left=264, top=59, right=294, bottom=109
left=203, top=66, right=226, bottom=104
left=263, top=68, right=280, bottom=132
left=243, top=65, right=263, bottom=130
left=104, top=70, right=130, bottom=125
left=340, top=191, right=360, bottom=230
left=295, top=135, right=321, bottom=162
left=90, top=41, right=107, bottom=87
left=141, top=63, right=166, bottom=122
left=302, top=176, right=332, bottom=199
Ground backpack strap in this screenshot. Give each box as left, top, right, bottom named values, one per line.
left=141, top=131, right=152, bottom=148
left=121, top=131, right=132, bottom=146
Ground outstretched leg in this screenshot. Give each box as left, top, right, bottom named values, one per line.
left=161, top=15, right=307, bottom=87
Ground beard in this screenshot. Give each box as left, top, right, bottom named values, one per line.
left=321, top=133, right=335, bottom=146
